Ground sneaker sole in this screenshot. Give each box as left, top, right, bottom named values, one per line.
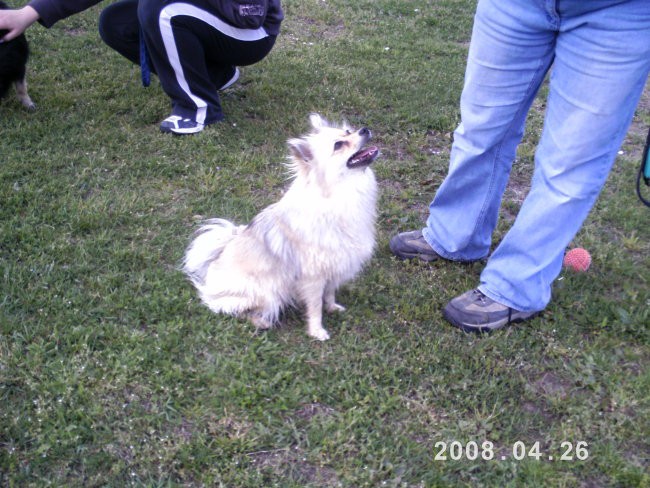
left=391, top=250, right=439, bottom=262
left=160, top=125, right=204, bottom=135
left=443, top=307, right=539, bottom=333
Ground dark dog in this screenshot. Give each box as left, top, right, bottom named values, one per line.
left=0, top=1, right=35, bottom=109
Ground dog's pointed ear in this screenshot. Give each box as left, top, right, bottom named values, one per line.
left=287, top=138, right=314, bottom=177
left=309, top=113, right=329, bottom=132
left=288, top=137, right=313, bottom=163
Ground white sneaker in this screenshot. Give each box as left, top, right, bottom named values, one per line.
left=159, top=115, right=204, bottom=135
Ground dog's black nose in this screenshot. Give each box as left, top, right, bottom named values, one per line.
left=359, top=127, right=370, bottom=136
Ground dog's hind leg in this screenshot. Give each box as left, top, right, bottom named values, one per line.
left=324, top=282, right=345, bottom=313
left=249, top=311, right=273, bottom=330
left=15, top=77, right=35, bottom=110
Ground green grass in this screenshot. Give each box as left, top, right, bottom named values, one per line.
left=1, top=0, right=649, bottom=486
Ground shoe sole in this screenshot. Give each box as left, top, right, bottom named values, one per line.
left=160, top=125, right=204, bottom=135
left=443, top=306, right=539, bottom=333
left=392, top=250, right=439, bottom=262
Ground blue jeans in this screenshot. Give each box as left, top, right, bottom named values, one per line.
left=422, top=0, right=650, bottom=312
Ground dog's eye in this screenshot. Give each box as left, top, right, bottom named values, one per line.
left=334, top=141, right=344, bottom=151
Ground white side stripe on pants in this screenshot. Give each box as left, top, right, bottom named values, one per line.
left=158, top=2, right=269, bottom=125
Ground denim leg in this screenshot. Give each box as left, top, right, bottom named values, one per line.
left=423, top=0, right=557, bottom=261
left=479, top=0, right=650, bottom=311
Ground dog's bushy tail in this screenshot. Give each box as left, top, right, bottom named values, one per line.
left=182, top=219, right=242, bottom=286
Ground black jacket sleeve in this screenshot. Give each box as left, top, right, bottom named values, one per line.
left=263, top=0, right=283, bottom=36
left=27, top=0, right=103, bottom=28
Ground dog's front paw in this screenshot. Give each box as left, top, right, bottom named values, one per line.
left=308, top=327, right=330, bottom=341
left=325, top=302, right=346, bottom=313
left=18, top=95, right=35, bottom=111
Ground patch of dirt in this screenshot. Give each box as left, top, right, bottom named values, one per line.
left=503, top=168, right=532, bottom=206
left=174, top=417, right=195, bottom=442
left=502, top=168, right=532, bottom=221
left=579, top=477, right=609, bottom=488
left=532, top=371, right=572, bottom=399
left=64, top=28, right=87, bottom=37
left=422, top=129, right=454, bottom=157
left=294, top=402, right=337, bottom=421
left=284, top=16, right=346, bottom=44
left=206, top=415, right=253, bottom=440
left=521, top=400, right=553, bottom=421
left=247, top=447, right=340, bottom=486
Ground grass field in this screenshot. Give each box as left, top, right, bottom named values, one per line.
left=1, top=0, right=649, bottom=486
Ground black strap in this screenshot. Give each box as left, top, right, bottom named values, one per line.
left=139, top=29, right=151, bottom=88
left=637, top=125, right=650, bottom=208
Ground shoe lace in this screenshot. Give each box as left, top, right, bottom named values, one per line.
left=472, top=289, right=490, bottom=304
left=470, top=290, right=513, bottom=321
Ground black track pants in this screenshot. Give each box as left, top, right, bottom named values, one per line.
left=99, top=0, right=276, bottom=124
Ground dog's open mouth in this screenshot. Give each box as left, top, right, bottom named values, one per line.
left=347, top=146, right=379, bottom=168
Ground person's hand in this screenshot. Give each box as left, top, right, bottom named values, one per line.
left=0, top=6, right=40, bottom=42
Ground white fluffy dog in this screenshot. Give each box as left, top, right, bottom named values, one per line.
left=183, top=114, right=379, bottom=340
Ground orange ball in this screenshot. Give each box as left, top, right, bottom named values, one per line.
left=563, top=247, right=591, bottom=272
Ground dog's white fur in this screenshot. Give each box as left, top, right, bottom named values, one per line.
left=183, top=114, right=378, bottom=340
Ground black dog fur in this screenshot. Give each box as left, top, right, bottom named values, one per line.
left=0, top=1, right=34, bottom=109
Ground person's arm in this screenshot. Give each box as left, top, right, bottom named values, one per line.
left=0, top=0, right=102, bottom=42
left=28, top=0, right=103, bottom=28
left=0, top=6, right=39, bottom=42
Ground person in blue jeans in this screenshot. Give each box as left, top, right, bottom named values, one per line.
left=390, top=0, right=650, bottom=332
